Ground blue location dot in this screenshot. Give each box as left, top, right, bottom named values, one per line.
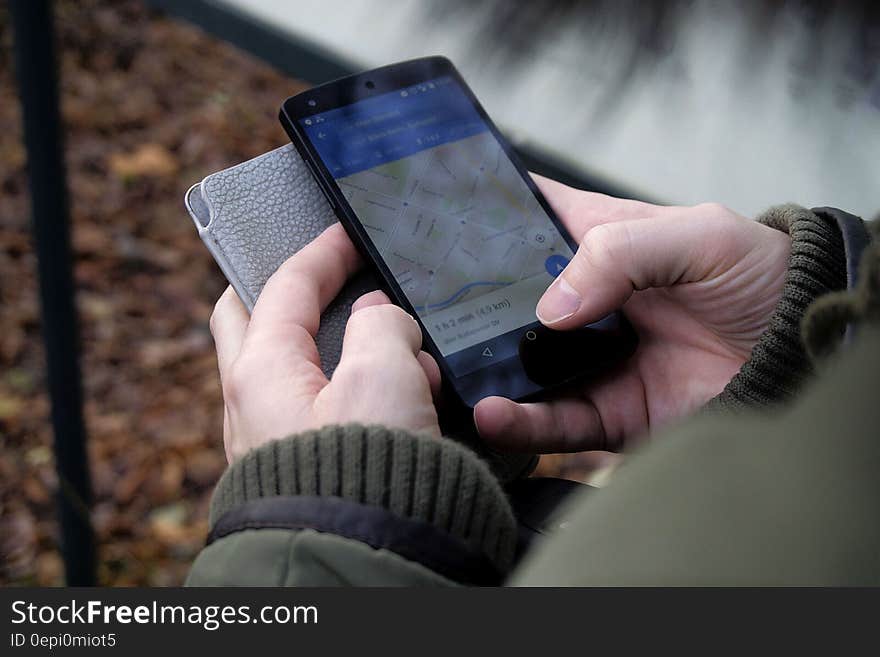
left=544, top=254, right=570, bottom=278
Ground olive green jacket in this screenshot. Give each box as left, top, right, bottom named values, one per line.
left=188, top=206, right=879, bottom=586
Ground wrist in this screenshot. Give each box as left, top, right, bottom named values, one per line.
left=706, top=204, right=848, bottom=411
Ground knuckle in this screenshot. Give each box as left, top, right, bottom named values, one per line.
left=275, top=263, right=308, bottom=294
left=325, top=222, right=353, bottom=251
left=209, top=291, right=232, bottom=337
left=209, top=306, right=220, bottom=337
left=221, top=359, right=251, bottom=406
left=384, top=303, right=417, bottom=326
left=694, top=201, right=730, bottom=218
left=352, top=291, right=374, bottom=308
left=694, top=202, right=747, bottom=238
left=580, top=223, right=629, bottom=273
left=272, top=252, right=302, bottom=282
left=336, top=353, right=424, bottom=390
left=349, top=303, right=416, bottom=333
left=346, top=303, right=379, bottom=329
left=351, top=291, right=387, bottom=313
left=331, top=356, right=375, bottom=389
left=344, top=305, right=375, bottom=335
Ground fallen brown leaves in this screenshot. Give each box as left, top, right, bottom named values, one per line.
left=108, top=143, right=180, bottom=181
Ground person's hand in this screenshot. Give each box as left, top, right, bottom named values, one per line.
left=475, top=178, right=791, bottom=454
left=210, top=224, right=441, bottom=463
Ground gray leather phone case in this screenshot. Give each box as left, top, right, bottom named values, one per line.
left=185, top=144, right=537, bottom=482
left=185, top=144, right=375, bottom=376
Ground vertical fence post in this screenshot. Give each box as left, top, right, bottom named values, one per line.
left=10, top=0, right=96, bottom=586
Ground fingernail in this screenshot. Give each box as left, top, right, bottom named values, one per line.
left=536, top=276, right=581, bottom=324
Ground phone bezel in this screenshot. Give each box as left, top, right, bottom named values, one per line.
left=280, top=56, right=633, bottom=407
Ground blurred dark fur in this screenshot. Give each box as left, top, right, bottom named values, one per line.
left=422, top=1, right=880, bottom=116
left=423, top=1, right=880, bottom=74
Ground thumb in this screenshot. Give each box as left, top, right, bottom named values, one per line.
left=536, top=212, right=723, bottom=328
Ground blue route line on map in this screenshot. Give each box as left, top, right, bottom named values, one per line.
left=414, top=280, right=513, bottom=312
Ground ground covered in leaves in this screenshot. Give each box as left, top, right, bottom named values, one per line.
left=0, top=0, right=587, bottom=586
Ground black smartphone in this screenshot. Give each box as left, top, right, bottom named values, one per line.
left=280, top=56, right=637, bottom=408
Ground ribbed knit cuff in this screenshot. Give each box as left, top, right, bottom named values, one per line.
left=209, top=424, right=518, bottom=569
left=706, top=204, right=847, bottom=412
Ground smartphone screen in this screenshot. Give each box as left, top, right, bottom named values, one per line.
left=298, top=76, right=578, bottom=378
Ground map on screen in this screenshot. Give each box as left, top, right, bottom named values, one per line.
left=339, top=132, right=568, bottom=316
left=302, top=76, right=574, bottom=358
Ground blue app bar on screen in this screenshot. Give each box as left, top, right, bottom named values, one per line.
left=301, top=76, right=487, bottom=178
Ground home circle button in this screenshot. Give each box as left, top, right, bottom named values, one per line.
left=525, top=330, right=537, bottom=341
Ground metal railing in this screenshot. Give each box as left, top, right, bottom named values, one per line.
left=10, top=0, right=96, bottom=586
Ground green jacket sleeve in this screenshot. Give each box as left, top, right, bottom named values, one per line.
left=187, top=425, right=518, bottom=586
left=706, top=205, right=850, bottom=410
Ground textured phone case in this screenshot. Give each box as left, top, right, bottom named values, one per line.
left=184, top=144, right=537, bottom=482
left=185, top=144, right=376, bottom=376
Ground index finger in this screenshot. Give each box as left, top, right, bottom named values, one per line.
left=474, top=395, right=609, bottom=454
left=532, top=174, right=677, bottom=239
left=247, top=223, right=361, bottom=345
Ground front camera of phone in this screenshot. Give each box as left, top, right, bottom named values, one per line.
left=365, top=80, right=375, bottom=89
left=307, top=99, right=317, bottom=107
